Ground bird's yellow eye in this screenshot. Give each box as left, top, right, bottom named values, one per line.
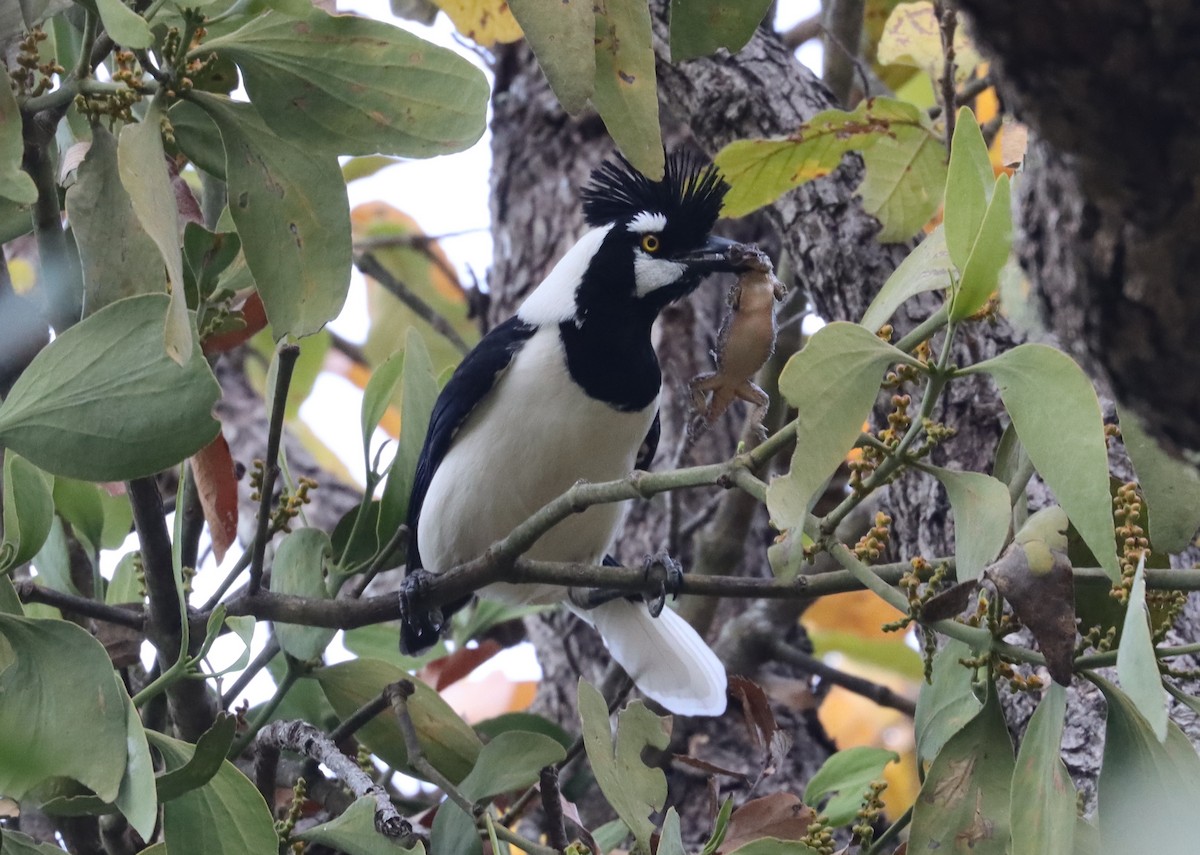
left=641, top=234, right=661, bottom=253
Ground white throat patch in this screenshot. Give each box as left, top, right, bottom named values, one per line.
left=517, top=224, right=614, bottom=325
left=627, top=211, right=667, bottom=234
left=634, top=251, right=687, bottom=297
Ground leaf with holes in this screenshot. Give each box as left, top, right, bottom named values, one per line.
left=592, top=0, right=663, bottom=179
left=189, top=92, right=350, bottom=340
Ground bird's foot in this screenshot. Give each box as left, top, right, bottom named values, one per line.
left=398, top=570, right=445, bottom=654
left=642, top=551, right=684, bottom=618
left=568, top=585, right=624, bottom=610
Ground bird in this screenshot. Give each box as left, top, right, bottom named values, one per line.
left=401, top=152, right=754, bottom=716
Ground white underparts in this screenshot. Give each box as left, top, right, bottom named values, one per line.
left=634, top=251, right=687, bottom=297
left=517, top=224, right=613, bottom=325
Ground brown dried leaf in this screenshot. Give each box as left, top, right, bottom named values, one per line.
left=729, top=675, right=793, bottom=782
left=719, top=792, right=816, bottom=853
left=201, top=292, right=269, bottom=355
left=191, top=431, right=239, bottom=562
left=984, top=541, right=1076, bottom=685
left=419, top=638, right=502, bottom=690
left=671, top=753, right=750, bottom=785
left=920, top=579, right=979, bottom=621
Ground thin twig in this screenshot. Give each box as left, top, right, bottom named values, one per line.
left=539, top=767, right=570, bottom=853
left=328, top=690, right=391, bottom=745
left=255, top=719, right=414, bottom=844
left=355, top=252, right=471, bottom=355
left=781, top=13, right=822, bottom=49
left=248, top=343, right=301, bottom=595
left=221, top=635, right=280, bottom=708
left=772, top=640, right=916, bottom=717
left=13, top=580, right=144, bottom=629
left=128, top=478, right=182, bottom=654
left=386, top=680, right=476, bottom=814
left=934, top=0, right=959, bottom=150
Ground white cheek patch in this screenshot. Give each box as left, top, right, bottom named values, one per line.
left=627, top=211, right=667, bottom=234
left=634, top=252, right=687, bottom=297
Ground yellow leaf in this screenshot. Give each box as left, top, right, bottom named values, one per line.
left=432, top=0, right=523, bottom=47
left=878, top=1, right=982, bottom=86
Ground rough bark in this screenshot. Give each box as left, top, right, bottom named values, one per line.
left=955, top=0, right=1200, bottom=457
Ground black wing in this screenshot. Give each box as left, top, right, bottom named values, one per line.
left=635, top=410, right=661, bottom=471
left=406, top=316, right=537, bottom=572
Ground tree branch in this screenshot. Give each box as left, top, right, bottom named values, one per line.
left=255, top=719, right=413, bottom=844
left=772, top=639, right=917, bottom=717
left=355, top=252, right=471, bottom=356
left=13, top=580, right=144, bottom=629
left=248, top=343, right=300, bottom=595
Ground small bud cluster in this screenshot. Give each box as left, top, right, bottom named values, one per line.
left=799, top=814, right=836, bottom=855
left=995, top=659, right=1045, bottom=693
left=10, top=29, right=64, bottom=98
left=1112, top=481, right=1150, bottom=604
left=272, top=477, right=319, bottom=534
left=853, top=511, right=893, bottom=562
left=1074, top=623, right=1117, bottom=658
left=275, top=776, right=307, bottom=841
left=966, top=294, right=1000, bottom=323
left=850, top=779, right=889, bottom=846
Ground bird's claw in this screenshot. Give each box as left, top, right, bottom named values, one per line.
left=642, top=552, right=684, bottom=618
left=398, top=570, right=445, bottom=654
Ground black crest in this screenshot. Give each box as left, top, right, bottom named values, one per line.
left=581, top=151, right=729, bottom=239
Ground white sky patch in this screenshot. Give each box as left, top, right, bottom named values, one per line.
left=627, top=211, right=667, bottom=233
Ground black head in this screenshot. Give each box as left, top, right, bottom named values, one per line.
left=573, top=152, right=752, bottom=314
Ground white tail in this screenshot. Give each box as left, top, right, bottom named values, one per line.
left=572, top=599, right=728, bottom=717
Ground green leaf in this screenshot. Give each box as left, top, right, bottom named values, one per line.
left=118, top=104, right=193, bottom=364
left=272, top=528, right=336, bottom=661
left=430, top=801, right=479, bottom=855
left=115, top=682, right=158, bottom=839
left=1118, top=404, right=1200, bottom=552
left=361, top=348, right=405, bottom=471
left=1011, top=685, right=1075, bottom=855
left=714, top=97, right=943, bottom=238
left=909, top=682, right=1014, bottom=854
left=64, top=126, right=164, bottom=314
left=804, top=746, right=898, bottom=826
left=155, top=713, right=238, bottom=801
left=591, top=0, right=663, bottom=180
left=183, top=223, right=242, bottom=302
left=965, top=344, right=1118, bottom=580
left=169, top=100, right=227, bottom=180
left=149, top=730, right=278, bottom=855
left=1116, top=556, right=1166, bottom=740
left=0, top=828, right=67, bottom=854
left=0, top=63, right=36, bottom=205
left=950, top=173, right=1011, bottom=321
left=1094, top=675, right=1200, bottom=854
left=766, top=322, right=920, bottom=531
left=474, top=713, right=572, bottom=750
left=876, top=1, right=982, bottom=86
left=52, top=477, right=104, bottom=553
left=924, top=466, right=1011, bottom=581
left=317, top=660, right=482, bottom=782
left=858, top=111, right=947, bottom=241
left=0, top=615, right=127, bottom=801
left=724, top=841, right=822, bottom=855
left=578, top=679, right=670, bottom=852
left=700, top=797, right=733, bottom=855
left=378, top=328, right=439, bottom=536
left=202, top=9, right=488, bottom=157
left=296, top=796, right=424, bottom=854
left=30, top=516, right=75, bottom=596
left=943, top=107, right=993, bottom=271
left=860, top=224, right=954, bottom=332
left=914, top=638, right=981, bottom=762
left=189, top=92, right=350, bottom=340
left=458, top=731, right=567, bottom=801
left=0, top=452, right=53, bottom=573
left=106, top=551, right=144, bottom=605
left=668, top=0, right=772, bottom=61
left=508, top=0, right=595, bottom=113
left=94, top=0, right=152, bottom=47
left=0, top=294, right=221, bottom=481
left=341, top=155, right=402, bottom=183
left=657, top=807, right=685, bottom=855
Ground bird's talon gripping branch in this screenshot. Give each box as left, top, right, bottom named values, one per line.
left=398, top=569, right=445, bottom=654
left=568, top=585, right=623, bottom=610
left=642, top=551, right=684, bottom=617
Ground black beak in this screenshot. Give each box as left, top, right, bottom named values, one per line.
left=680, top=236, right=763, bottom=275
